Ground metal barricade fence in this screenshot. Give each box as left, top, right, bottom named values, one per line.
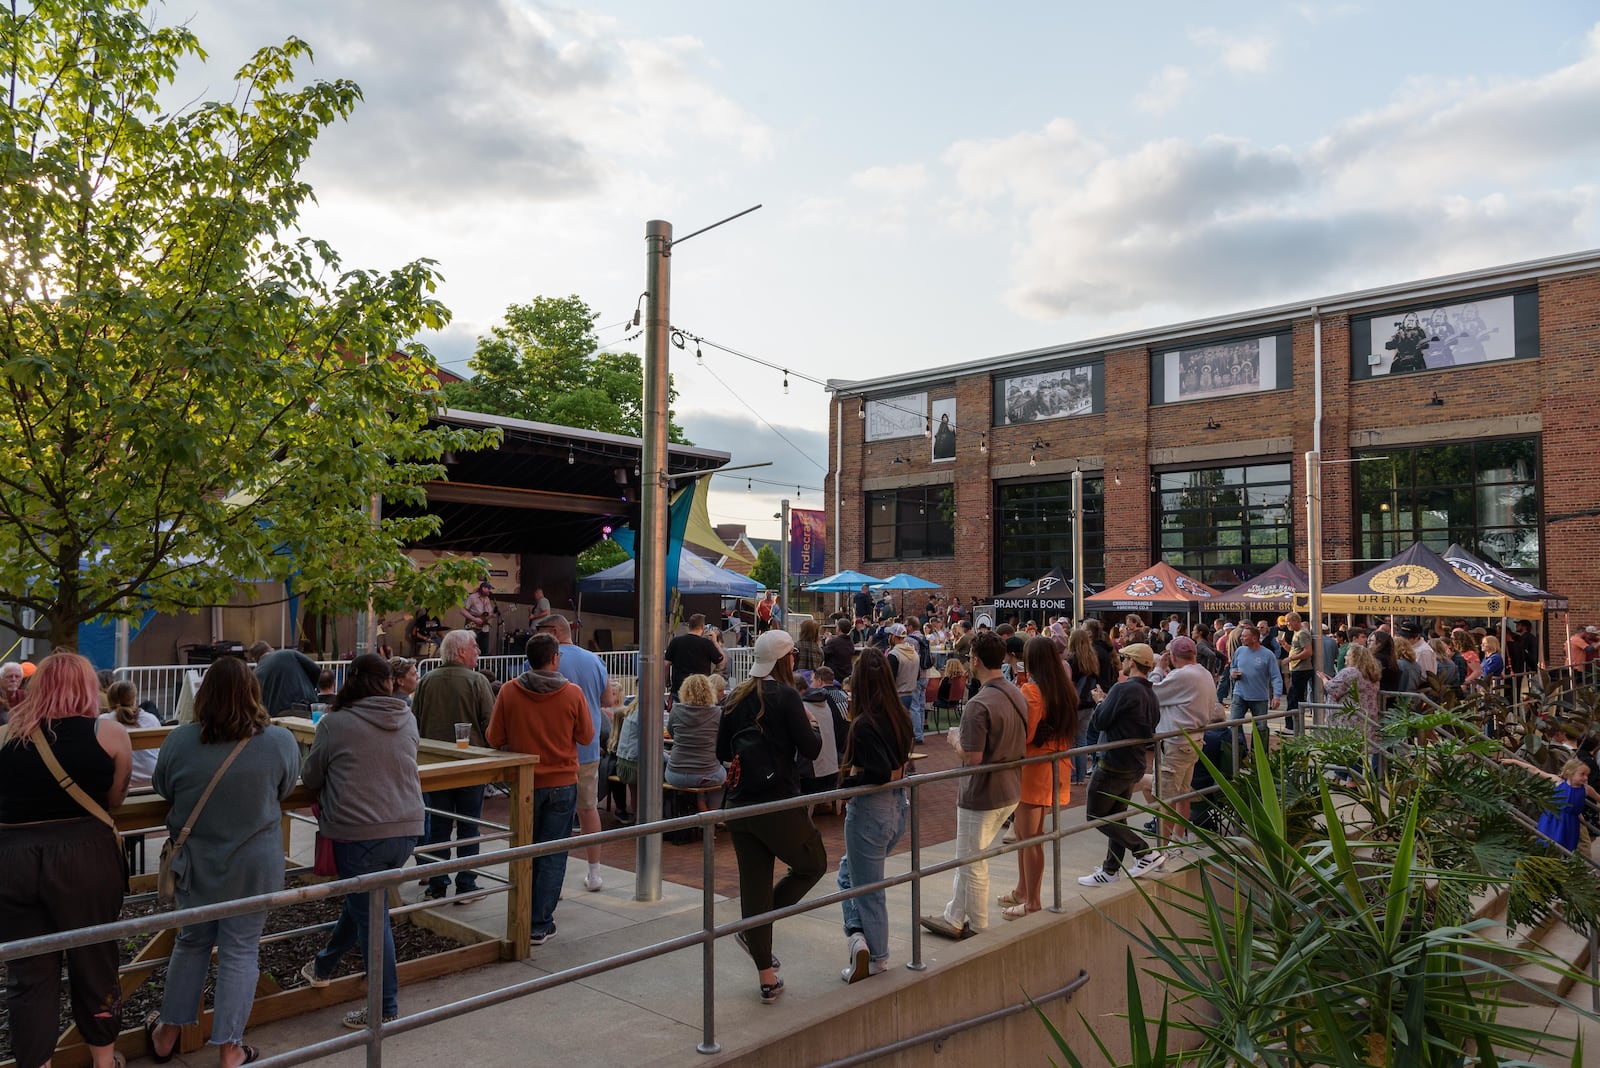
left=2, top=710, right=1307, bottom=1066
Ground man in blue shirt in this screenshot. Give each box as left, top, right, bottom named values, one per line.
left=1228, top=625, right=1283, bottom=722
left=540, top=613, right=610, bottom=892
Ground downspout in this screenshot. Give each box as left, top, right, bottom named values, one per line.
left=834, top=397, right=844, bottom=615
left=1312, top=305, right=1323, bottom=454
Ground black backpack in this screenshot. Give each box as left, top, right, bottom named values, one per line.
left=914, top=633, right=934, bottom=671
left=726, top=715, right=781, bottom=803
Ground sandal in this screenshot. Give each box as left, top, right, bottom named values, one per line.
left=144, top=1010, right=176, bottom=1064
left=233, top=1044, right=261, bottom=1065
left=1000, top=903, right=1032, bottom=921
left=996, top=891, right=1022, bottom=907
left=759, top=975, right=785, bottom=1004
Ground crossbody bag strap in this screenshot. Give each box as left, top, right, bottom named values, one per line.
left=170, top=734, right=252, bottom=853
left=28, top=727, right=119, bottom=833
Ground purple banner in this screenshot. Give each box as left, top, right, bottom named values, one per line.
left=790, top=509, right=827, bottom=577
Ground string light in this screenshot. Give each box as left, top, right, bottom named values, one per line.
left=696, top=344, right=703, bottom=366
left=924, top=416, right=932, bottom=438
left=568, top=449, right=575, bottom=465
left=857, top=398, right=866, bottom=419
left=980, top=433, right=988, bottom=454
left=782, top=370, right=789, bottom=394
left=747, top=479, right=753, bottom=492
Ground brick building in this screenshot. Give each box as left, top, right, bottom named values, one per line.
left=825, top=249, right=1600, bottom=638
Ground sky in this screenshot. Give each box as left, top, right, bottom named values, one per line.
left=172, top=1, right=1600, bottom=541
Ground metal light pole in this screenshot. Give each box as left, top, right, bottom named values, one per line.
left=1305, top=451, right=1324, bottom=693
left=635, top=220, right=672, bottom=902
left=779, top=498, right=790, bottom=629
left=1071, top=470, right=1085, bottom=623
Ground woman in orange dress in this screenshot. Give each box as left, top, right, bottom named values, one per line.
left=999, top=636, right=1079, bottom=918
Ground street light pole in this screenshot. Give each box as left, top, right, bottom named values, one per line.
left=1071, top=469, right=1085, bottom=623
left=779, top=498, right=790, bottom=629
left=635, top=220, right=672, bottom=903
left=1306, top=451, right=1324, bottom=693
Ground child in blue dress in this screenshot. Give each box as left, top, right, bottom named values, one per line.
left=1501, top=757, right=1599, bottom=852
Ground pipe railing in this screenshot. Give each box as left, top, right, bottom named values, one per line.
left=7, top=700, right=1587, bottom=1064
left=4, top=712, right=1298, bottom=1066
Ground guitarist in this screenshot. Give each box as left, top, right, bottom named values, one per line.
left=463, top=581, right=496, bottom=656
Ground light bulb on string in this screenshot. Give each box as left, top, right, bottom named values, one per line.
left=696, top=344, right=703, bottom=366
left=782, top=370, right=789, bottom=394
left=747, top=479, right=752, bottom=493
left=568, top=449, right=575, bottom=465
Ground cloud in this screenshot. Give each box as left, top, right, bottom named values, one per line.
left=928, top=28, right=1600, bottom=319
left=177, top=0, right=771, bottom=206
left=674, top=410, right=829, bottom=497
left=1189, top=26, right=1275, bottom=73
left=1135, top=66, right=1192, bottom=115
left=850, top=164, right=929, bottom=195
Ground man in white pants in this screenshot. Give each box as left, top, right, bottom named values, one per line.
left=920, top=630, right=1027, bottom=939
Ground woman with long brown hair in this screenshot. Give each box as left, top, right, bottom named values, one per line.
left=0, top=653, right=132, bottom=1068
left=999, top=636, right=1078, bottom=918
left=715, top=630, right=825, bottom=1004
left=1065, top=627, right=1100, bottom=784
left=146, top=657, right=299, bottom=1066
left=837, top=647, right=914, bottom=983
left=794, top=617, right=825, bottom=682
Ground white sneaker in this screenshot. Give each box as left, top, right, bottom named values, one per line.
left=1129, top=851, right=1167, bottom=879
left=1077, top=867, right=1121, bottom=887
left=841, top=932, right=870, bottom=984
left=584, top=870, right=604, bottom=892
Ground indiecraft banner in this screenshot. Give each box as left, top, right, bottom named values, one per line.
left=790, top=509, right=827, bottom=577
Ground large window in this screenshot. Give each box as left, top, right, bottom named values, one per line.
left=1156, top=463, right=1293, bottom=585
left=866, top=485, right=954, bottom=561
left=1354, top=437, right=1540, bottom=581
left=995, top=478, right=1105, bottom=592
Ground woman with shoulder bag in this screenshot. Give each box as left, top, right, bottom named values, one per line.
left=836, top=648, right=913, bottom=984
left=0, top=653, right=133, bottom=1068
left=715, top=630, right=826, bottom=1005
left=144, top=657, right=300, bottom=1066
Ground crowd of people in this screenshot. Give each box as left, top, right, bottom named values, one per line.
left=3, top=599, right=1597, bottom=1060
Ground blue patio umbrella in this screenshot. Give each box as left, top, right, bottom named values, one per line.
left=803, top=569, right=886, bottom=593
left=871, top=572, right=942, bottom=616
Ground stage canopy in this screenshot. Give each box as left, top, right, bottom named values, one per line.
left=1443, top=544, right=1567, bottom=613
left=1207, top=560, right=1309, bottom=614
left=577, top=552, right=762, bottom=597
left=1295, top=542, right=1538, bottom=619
left=1084, top=561, right=1221, bottom=615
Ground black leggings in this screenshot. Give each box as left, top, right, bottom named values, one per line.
left=0, top=818, right=125, bottom=1068
left=726, top=806, right=827, bottom=971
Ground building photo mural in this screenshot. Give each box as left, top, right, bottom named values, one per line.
left=931, top=397, right=956, bottom=461
left=1352, top=291, right=1539, bottom=380
left=994, top=360, right=1102, bottom=426
left=864, top=391, right=927, bottom=441
left=1150, top=331, right=1293, bottom=404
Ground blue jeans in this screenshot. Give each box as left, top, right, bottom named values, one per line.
left=313, top=836, right=413, bottom=1018
left=1230, top=696, right=1268, bottom=721
left=838, top=788, right=907, bottom=962
left=910, top=684, right=926, bottom=742
left=1071, top=720, right=1091, bottom=784
left=423, top=785, right=486, bottom=894
left=159, top=910, right=268, bottom=1045
left=533, top=784, right=578, bottom=934
left=900, top=694, right=923, bottom=742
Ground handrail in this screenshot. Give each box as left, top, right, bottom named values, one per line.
left=0, top=706, right=1378, bottom=1065
left=814, top=969, right=1091, bottom=1068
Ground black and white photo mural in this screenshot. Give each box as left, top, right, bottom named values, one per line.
left=993, top=359, right=1103, bottom=426
left=1351, top=290, right=1538, bottom=380
left=864, top=392, right=927, bottom=442
left=930, top=397, right=956, bottom=461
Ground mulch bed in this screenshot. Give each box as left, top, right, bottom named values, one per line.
left=0, top=877, right=465, bottom=1059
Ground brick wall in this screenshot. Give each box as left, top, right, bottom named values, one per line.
left=827, top=265, right=1600, bottom=630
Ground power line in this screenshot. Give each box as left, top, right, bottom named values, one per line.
left=699, top=362, right=827, bottom=473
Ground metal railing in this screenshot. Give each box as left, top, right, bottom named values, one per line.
left=3, top=711, right=1290, bottom=1066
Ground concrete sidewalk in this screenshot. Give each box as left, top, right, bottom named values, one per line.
left=155, top=805, right=1145, bottom=1066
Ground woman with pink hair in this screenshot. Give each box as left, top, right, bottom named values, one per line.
left=0, top=652, right=133, bottom=1068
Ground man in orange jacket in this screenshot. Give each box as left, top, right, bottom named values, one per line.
left=487, top=632, right=594, bottom=945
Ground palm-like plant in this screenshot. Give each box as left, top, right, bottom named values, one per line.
left=1040, top=726, right=1597, bottom=1067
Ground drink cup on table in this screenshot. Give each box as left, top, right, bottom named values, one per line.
left=455, top=722, right=471, bottom=749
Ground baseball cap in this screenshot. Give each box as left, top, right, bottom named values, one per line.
left=1118, top=643, right=1155, bottom=669
left=1587, top=626, right=1600, bottom=635
left=1398, top=621, right=1422, bottom=638
left=1167, top=636, right=1197, bottom=658
left=888, top=623, right=907, bottom=637
left=477, top=580, right=493, bottom=591
left=750, top=629, right=796, bottom=677
left=1221, top=622, right=1237, bottom=631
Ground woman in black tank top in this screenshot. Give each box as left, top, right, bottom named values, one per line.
left=0, top=653, right=132, bottom=1068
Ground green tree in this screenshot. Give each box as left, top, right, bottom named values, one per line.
left=576, top=538, right=630, bottom=578
left=443, top=295, right=691, bottom=443
left=750, top=545, right=781, bottom=591
left=0, top=1, right=496, bottom=648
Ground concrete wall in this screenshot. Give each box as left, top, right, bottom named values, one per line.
left=714, top=871, right=1205, bottom=1068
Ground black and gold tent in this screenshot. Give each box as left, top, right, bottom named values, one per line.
left=1295, top=542, right=1537, bottom=619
